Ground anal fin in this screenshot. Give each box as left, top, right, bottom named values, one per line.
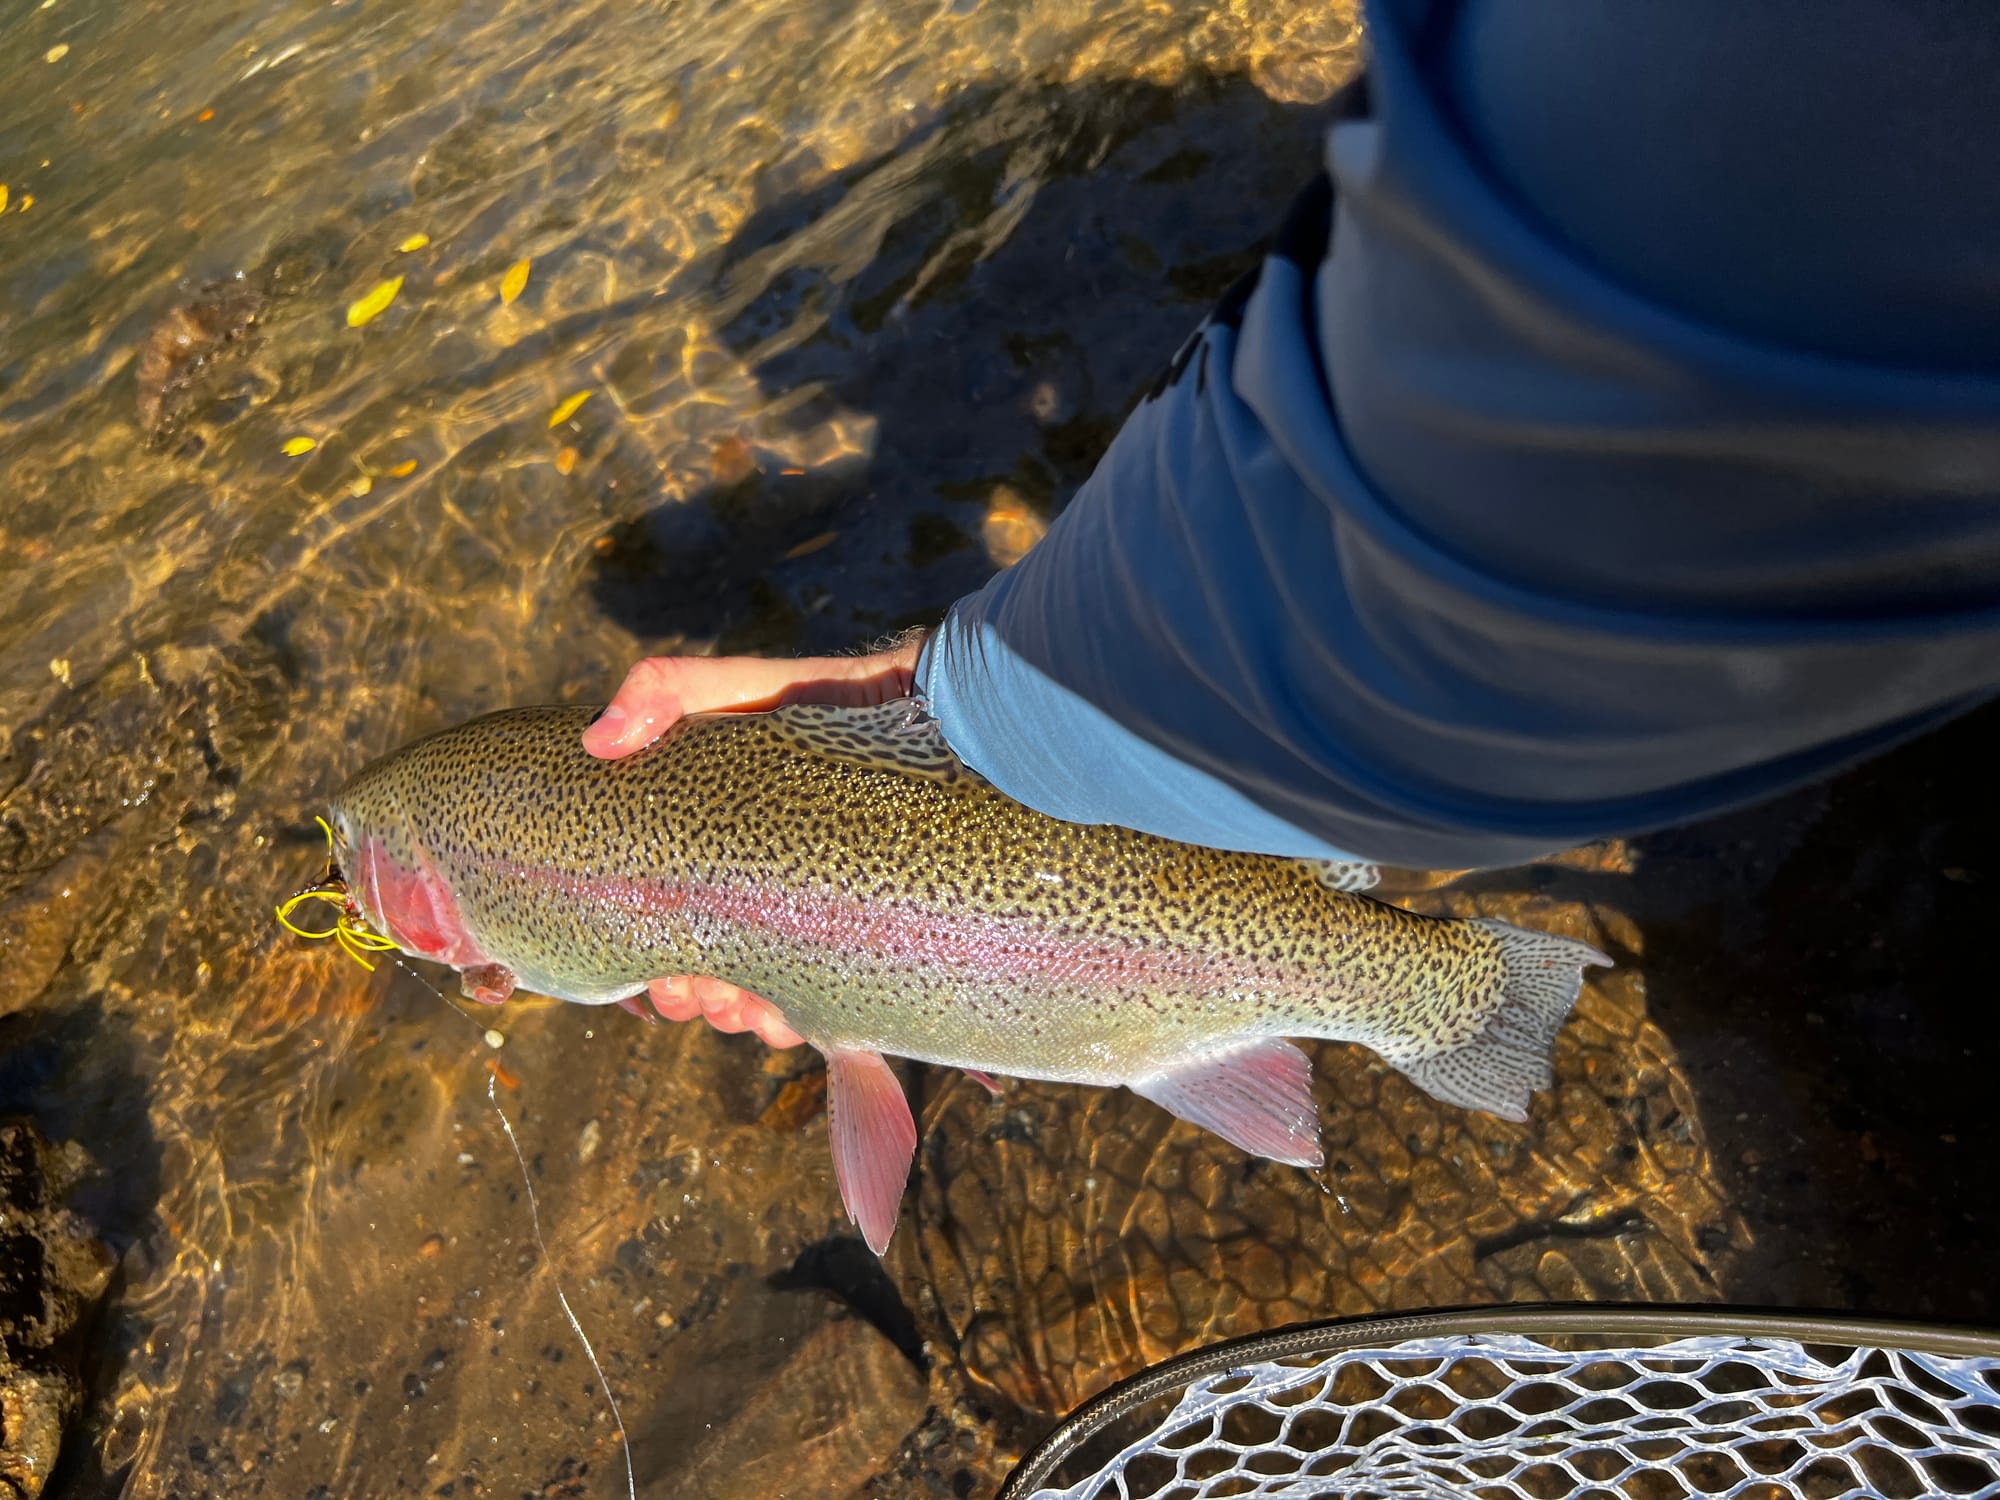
left=1129, top=1039, right=1324, bottom=1167
left=824, top=1047, right=918, bottom=1255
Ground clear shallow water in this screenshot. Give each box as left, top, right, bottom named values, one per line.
left=0, top=0, right=1758, bottom=1495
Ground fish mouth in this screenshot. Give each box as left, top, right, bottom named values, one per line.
left=282, top=864, right=360, bottom=925
left=284, top=815, right=355, bottom=914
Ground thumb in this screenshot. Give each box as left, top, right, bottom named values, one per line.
left=582, top=644, right=923, bottom=760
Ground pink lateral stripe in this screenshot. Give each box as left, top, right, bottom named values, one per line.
left=473, top=852, right=1297, bottom=994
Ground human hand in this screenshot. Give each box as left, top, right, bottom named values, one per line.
left=583, top=635, right=926, bottom=1049
left=582, top=637, right=924, bottom=760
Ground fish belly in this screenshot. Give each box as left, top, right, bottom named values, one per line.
left=675, top=913, right=1285, bottom=1087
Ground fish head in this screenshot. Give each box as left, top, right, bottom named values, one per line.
left=325, top=769, right=483, bottom=968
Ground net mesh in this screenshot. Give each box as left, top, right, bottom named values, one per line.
left=1020, top=1331, right=2000, bottom=1500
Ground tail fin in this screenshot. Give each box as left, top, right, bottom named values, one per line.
left=1397, top=920, right=1611, bottom=1122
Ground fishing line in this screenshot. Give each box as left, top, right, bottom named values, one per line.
left=487, top=1070, right=637, bottom=1500
left=390, top=957, right=638, bottom=1500
left=395, top=956, right=637, bottom=1499
left=277, top=832, right=636, bottom=1499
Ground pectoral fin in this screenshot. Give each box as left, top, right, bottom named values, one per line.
left=824, top=1047, right=918, bottom=1255
left=459, top=962, right=516, bottom=1005
left=615, top=992, right=658, bottom=1024
left=1130, top=1039, right=1324, bottom=1167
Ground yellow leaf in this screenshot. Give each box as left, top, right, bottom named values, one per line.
left=0, top=186, right=8, bottom=213
left=282, top=436, right=316, bottom=456
left=346, top=275, right=404, bottom=328
left=554, top=447, right=578, bottom=475
left=348, top=475, right=373, bottom=497
left=44, top=43, right=68, bottom=63
left=783, top=530, right=839, bottom=560
left=499, top=258, right=530, bottom=305
left=547, top=389, right=591, bottom=427
left=981, top=487, right=1048, bottom=568
left=398, top=233, right=430, bottom=252
left=385, top=459, right=419, bottom=478
left=17, top=195, right=30, bottom=212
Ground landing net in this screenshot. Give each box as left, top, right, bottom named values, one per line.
left=1000, top=1309, right=2000, bottom=1500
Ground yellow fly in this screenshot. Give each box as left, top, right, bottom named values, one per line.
left=274, top=816, right=401, bottom=970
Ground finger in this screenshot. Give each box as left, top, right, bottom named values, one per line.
left=646, top=977, right=704, bottom=1023
left=688, top=976, right=805, bottom=1049
left=688, top=975, right=760, bottom=1030
left=583, top=657, right=700, bottom=760
left=753, top=1011, right=805, bottom=1049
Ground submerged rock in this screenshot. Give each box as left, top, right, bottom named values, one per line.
left=0, top=1120, right=114, bottom=1500
left=133, top=279, right=267, bottom=445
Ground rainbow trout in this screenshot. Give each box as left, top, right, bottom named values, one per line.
left=326, top=701, right=1608, bottom=1252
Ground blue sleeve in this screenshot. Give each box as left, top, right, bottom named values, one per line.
left=918, top=0, right=2000, bottom=870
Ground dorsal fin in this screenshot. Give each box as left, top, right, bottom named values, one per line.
left=1301, top=857, right=1380, bottom=894
left=758, top=698, right=990, bottom=787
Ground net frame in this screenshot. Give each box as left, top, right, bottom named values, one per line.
left=999, top=1306, right=2000, bottom=1500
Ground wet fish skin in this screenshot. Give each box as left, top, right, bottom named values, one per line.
left=327, top=702, right=1609, bottom=1252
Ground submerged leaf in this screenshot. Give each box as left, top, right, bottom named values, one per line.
left=398, top=232, right=430, bottom=252
left=282, top=436, right=316, bottom=456
left=783, top=531, right=839, bottom=560
left=0, top=185, right=7, bottom=213
left=554, top=447, right=578, bottom=475
left=500, top=258, right=531, bottom=305
left=385, top=459, right=419, bottom=478
left=346, top=275, right=404, bottom=328
left=547, top=389, right=591, bottom=427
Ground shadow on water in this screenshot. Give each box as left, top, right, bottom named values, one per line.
left=0, top=1001, right=163, bottom=1259
left=1438, top=720, right=2000, bottom=1500
left=1429, top=700, right=2000, bottom=1327
left=1626, top=702, right=2000, bottom=1320
left=585, top=71, right=1327, bottom=657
